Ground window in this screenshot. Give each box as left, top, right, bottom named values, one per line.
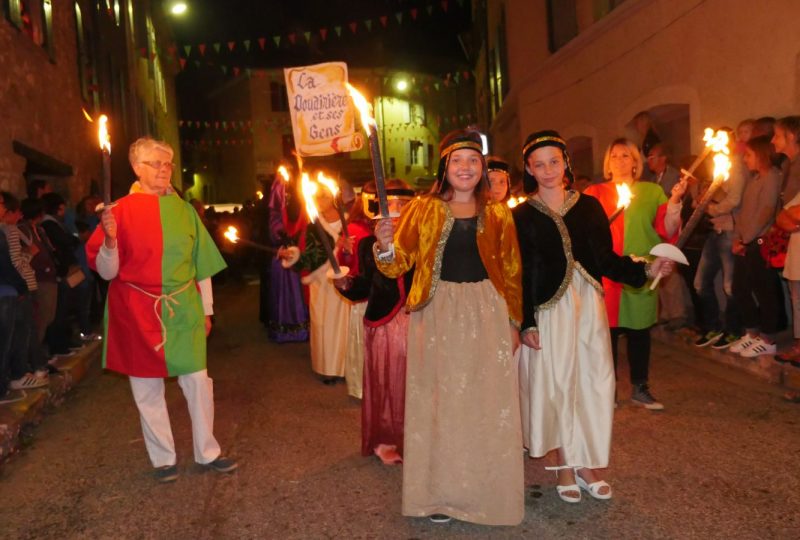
left=407, top=140, right=423, bottom=166
left=270, top=82, right=289, bottom=112
left=546, top=0, right=578, bottom=52
left=5, top=0, right=23, bottom=27
left=7, top=0, right=51, bottom=54
left=407, top=103, right=426, bottom=126
left=74, top=2, right=90, bottom=101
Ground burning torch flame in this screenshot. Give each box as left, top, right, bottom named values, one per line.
left=277, top=165, right=290, bottom=183
left=345, top=83, right=377, bottom=130
left=616, top=182, right=633, bottom=209
left=316, top=172, right=340, bottom=198
left=712, top=153, right=732, bottom=182
left=703, top=128, right=730, bottom=155
left=256, top=191, right=264, bottom=200
left=507, top=196, right=527, bottom=209
left=223, top=226, right=240, bottom=244
left=300, top=172, right=320, bottom=222
left=98, top=115, right=111, bottom=153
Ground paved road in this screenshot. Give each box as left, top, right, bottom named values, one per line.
left=1, top=282, right=798, bottom=539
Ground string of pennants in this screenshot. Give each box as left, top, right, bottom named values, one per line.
left=175, top=0, right=466, bottom=57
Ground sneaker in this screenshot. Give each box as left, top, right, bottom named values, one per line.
left=33, top=369, right=49, bottom=382
left=9, top=373, right=49, bottom=390
left=694, top=331, right=724, bottom=348
left=739, top=337, right=776, bottom=358
left=711, top=334, right=740, bottom=350
left=631, top=384, right=664, bottom=411
left=204, top=456, right=238, bottom=473
left=154, top=465, right=179, bottom=483
left=729, top=335, right=757, bottom=354
left=429, top=514, right=452, bottom=523
left=0, top=390, right=26, bottom=405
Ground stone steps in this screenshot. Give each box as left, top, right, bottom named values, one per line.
left=0, top=341, right=101, bottom=465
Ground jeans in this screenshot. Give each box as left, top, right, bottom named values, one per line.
left=732, top=243, right=783, bottom=335
left=9, top=295, right=45, bottom=378
left=694, top=231, right=740, bottom=334
left=0, top=295, right=17, bottom=396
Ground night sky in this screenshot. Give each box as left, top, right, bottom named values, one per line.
left=173, top=0, right=475, bottom=113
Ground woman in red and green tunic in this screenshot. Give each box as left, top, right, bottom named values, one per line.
left=584, top=138, right=683, bottom=411
left=86, top=137, right=236, bottom=483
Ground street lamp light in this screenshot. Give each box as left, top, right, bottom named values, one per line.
left=395, top=79, right=408, bottom=92
left=170, top=2, right=188, bottom=15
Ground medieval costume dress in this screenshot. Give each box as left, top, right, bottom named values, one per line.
left=86, top=192, right=228, bottom=467
left=285, top=217, right=350, bottom=378
left=338, top=232, right=414, bottom=458
left=267, top=177, right=309, bottom=343
left=376, top=194, right=524, bottom=526
left=513, top=191, right=649, bottom=469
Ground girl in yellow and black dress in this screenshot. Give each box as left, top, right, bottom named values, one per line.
left=374, top=129, right=523, bottom=526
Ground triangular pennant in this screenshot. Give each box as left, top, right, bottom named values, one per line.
left=335, top=26, right=342, bottom=37
left=273, top=35, right=281, bottom=47
left=434, top=82, right=440, bottom=91
left=233, top=67, right=240, bottom=77
left=246, top=68, right=252, bottom=78
left=304, top=31, right=311, bottom=42
left=349, top=21, right=357, bottom=33
left=215, top=121, right=220, bottom=129
left=379, top=15, right=388, bottom=27
left=395, top=12, right=403, bottom=24
left=213, top=43, right=221, bottom=53
left=183, top=45, right=191, bottom=56
left=227, top=41, right=236, bottom=52
left=288, top=33, right=296, bottom=45
left=168, top=45, right=177, bottom=56
left=463, top=71, right=470, bottom=80
left=365, top=19, right=372, bottom=31
left=198, top=44, right=206, bottom=56
left=221, top=65, right=228, bottom=74
left=320, top=28, right=328, bottom=40
left=258, top=37, right=266, bottom=50
left=179, top=58, right=187, bottom=69
left=179, top=120, right=185, bottom=127
left=410, top=8, right=418, bottom=20
left=441, top=0, right=449, bottom=12
left=454, top=72, right=460, bottom=84
left=205, top=121, right=211, bottom=128
left=244, top=39, right=251, bottom=51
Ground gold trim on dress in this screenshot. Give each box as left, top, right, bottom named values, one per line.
left=411, top=199, right=455, bottom=312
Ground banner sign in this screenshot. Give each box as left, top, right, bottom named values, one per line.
left=284, top=62, right=364, bottom=156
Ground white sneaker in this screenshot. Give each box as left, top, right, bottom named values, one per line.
left=729, top=335, right=757, bottom=354
left=740, top=337, right=776, bottom=357
left=9, top=373, right=48, bottom=390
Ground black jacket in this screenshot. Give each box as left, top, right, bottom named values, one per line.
left=512, top=191, right=647, bottom=331
left=337, top=235, right=414, bottom=326
left=0, top=229, right=28, bottom=295
left=41, top=217, right=78, bottom=277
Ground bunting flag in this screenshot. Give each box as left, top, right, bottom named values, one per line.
left=244, top=39, right=251, bottom=51
left=365, top=19, right=372, bottom=31
left=198, top=44, right=206, bottom=56
left=395, top=12, right=403, bottom=24
left=273, top=35, right=281, bottom=47
left=334, top=25, right=342, bottom=37
left=288, top=33, right=296, bottom=44
left=379, top=15, right=388, bottom=27
left=213, top=43, right=221, bottom=53
left=228, top=41, right=236, bottom=52
left=349, top=21, right=357, bottom=33
left=258, top=37, right=266, bottom=50
left=304, top=31, right=311, bottom=42
left=320, top=28, right=328, bottom=40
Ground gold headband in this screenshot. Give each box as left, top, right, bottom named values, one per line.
left=487, top=167, right=510, bottom=175
left=440, top=141, right=483, bottom=159
left=522, top=136, right=567, bottom=157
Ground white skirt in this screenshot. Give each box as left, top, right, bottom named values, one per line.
left=519, top=269, right=615, bottom=469
left=307, top=271, right=351, bottom=377
left=344, top=301, right=367, bottom=398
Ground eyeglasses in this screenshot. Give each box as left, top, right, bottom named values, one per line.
left=140, top=160, right=175, bottom=170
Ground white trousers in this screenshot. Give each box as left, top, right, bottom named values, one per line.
left=129, top=370, right=221, bottom=468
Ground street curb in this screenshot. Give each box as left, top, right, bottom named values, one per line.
left=652, top=327, right=800, bottom=391
left=0, top=341, right=102, bottom=466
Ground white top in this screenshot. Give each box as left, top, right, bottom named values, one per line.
left=783, top=192, right=800, bottom=281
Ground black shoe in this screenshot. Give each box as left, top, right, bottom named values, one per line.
left=631, top=384, right=664, bottom=411
left=429, top=514, right=452, bottom=523
left=321, top=377, right=337, bottom=386
left=711, top=334, right=740, bottom=350
left=154, top=465, right=178, bottom=483
left=694, top=330, right=723, bottom=348
left=204, top=456, right=238, bottom=473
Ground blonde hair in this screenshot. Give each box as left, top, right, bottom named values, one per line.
left=603, top=137, right=643, bottom=180
left=128, top=137, right=174, bottom=168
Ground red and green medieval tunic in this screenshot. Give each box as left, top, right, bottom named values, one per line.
left=583, top=181, right=678, bottom=329
left=86, top=193, right=226, bottom=378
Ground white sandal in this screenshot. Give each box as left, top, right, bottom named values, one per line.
left=547, top=467, right=581, bottom=503
left=575, top=470, right=613, bottom=500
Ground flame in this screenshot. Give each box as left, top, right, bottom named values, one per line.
left=615, top=182, right=633, bottom=209
left=82, top=108, right=94, bottom=123
left=256, top=191, right=264, bottom=200
left=703, top=128, right=730, bottom=154
left=300, top=172, right=320, bottom=221
left=277, top=165, right=290, bottom=183
left=98, top=114, right=111, bottom=153
left=712, top=152, right=732, bottom=181
left=223, top=226, right=240, bottom=243
left=316, top=171, right=340, bottom=198
left=345, top=83, right=377, bottom=130
left=507, top=198, right=518, bottom=209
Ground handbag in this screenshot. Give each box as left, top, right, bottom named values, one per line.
left=758, top=225, right=790, bottom=268
left=65, top=265, right=86, bottom=288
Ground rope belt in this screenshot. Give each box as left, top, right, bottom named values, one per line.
left=126, top=280, right=194, bottom=352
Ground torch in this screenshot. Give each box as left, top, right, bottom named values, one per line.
left=649, top=136, right=732, bottom=289
left=300, top=173, right=348, bottom=279
left=223, top=226, right=278, bottom=254
left=277, top=165, right=291, bottom=183
left=345, top=83, right=393, bottom=220
left=608, top=182, right=633, bottom=224
left=316, top=171, right=348, bottom=227
left=97, top=114, right=114, bottom=210
left=676, top=128, right=729, bottom=189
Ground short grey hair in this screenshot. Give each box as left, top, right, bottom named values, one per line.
left=128, top=137, right=174, bottom=167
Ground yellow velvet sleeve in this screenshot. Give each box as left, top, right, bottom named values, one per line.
left=497, top=204, right=523, bottom=327
left=374, top=196, right=422, bottom=278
